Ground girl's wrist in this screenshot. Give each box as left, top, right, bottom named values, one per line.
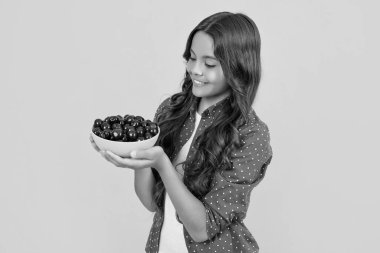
left=156, top=154, right=171, bottom=174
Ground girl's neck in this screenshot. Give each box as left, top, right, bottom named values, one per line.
left=197, top=92, right=231, bottom=115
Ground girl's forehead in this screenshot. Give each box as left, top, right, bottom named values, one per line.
left=191, top=31, right=215, bottom=57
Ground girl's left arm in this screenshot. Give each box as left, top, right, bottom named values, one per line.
left=101, top=147, right=208, bottom=242
left=157, top=157, right=208, bottom=243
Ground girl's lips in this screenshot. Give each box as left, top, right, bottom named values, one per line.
left=193, top=79, right=208, bottom=85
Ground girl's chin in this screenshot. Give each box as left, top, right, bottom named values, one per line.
left=192, top=86, right=208, bottom=97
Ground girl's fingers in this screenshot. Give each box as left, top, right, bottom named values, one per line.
left=106, top=151, right=152, bottom=169
left=102, top=151, right=121, bottom=166
left=101, top=151, right=121, bottom=167
left=131, top=146, right=163, bottom=159
left=100, top=151, right=110, bottom=161
left=89, top=135, right=101, bottom=152
left=131, top=149, right=149, bottom=159
left=104, top=151, right=123, bottom=163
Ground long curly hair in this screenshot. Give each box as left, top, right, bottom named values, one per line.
left=152, top=12, right=262, bottom=213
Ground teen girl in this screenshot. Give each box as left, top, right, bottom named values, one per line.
left=90, top=11, right=273, bottom=253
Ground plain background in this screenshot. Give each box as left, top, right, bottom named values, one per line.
left=1, top=0, right=379, bottom=252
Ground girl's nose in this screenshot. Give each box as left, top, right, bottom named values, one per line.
left=186, top=60, right=203, bottom=76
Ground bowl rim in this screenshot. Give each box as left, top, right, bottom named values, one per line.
left=91, top=126, right=160, bottom=144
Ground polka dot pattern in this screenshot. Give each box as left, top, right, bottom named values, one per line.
left=145, top=96, right=273, bottom=253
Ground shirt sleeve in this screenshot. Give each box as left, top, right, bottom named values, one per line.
left=202, top=118, right=273, bottom=241
left=153, top=96, right=171, bottom=123
left=151, top=96, right=172, bottom=181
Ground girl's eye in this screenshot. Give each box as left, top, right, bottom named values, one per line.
left=188, top=57, right=216, bottom=68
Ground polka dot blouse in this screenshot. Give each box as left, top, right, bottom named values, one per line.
left=145, top=96, right=273, bottom=253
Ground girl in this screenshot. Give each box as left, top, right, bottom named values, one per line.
left=90, top=11, right=272, bottom=253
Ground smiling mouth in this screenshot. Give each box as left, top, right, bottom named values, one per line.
left=193, top=80, right=207, bottom=86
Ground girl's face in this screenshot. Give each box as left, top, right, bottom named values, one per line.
left=186, top=31, right=231, bottom=107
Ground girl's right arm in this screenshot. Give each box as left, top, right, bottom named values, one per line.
left=134, top=96, right=170, bottom=212
left=134, top=167, right=156, bottom=212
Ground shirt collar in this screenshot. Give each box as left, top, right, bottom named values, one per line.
left=189, top=95, right=231, bottom=119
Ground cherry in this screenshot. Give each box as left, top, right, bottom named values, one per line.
left=92, top=127, right=102, bottom=136
left=149, top=127, right=158, bottom=135
left=131, top=120, right=141, bottom=128
left=93, top=114, right=158, bottom=142
left=109, top=116, right=119, bottom=125
left=104, top=116, right=109, bottom=122
left=150, top=123, right=158, bottom=129
left=123, top=125, right=135, bottom=133
left=136, top=126, right=145, bottom=137
left=112, top=123, right=122, bottom=130
left=127, top=131, right=137, bottom=141
left=93, top=119, right=103, bottom=128
left=101, top=129, right=112, bottom=140
left=101, top=122, right=111, bottom=131
left=135, top=116, right=145, bottom=122
left=124, top=115, right=135, bottom=124
left=141, top=121, right=149, bottom=128
left=145, top=132, right=152, bottom=139
left=117, top=115, right=123, bottom=123
left=112, top=129, right=123, bottom=140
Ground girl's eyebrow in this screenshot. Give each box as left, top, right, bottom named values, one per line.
left=190, top=48, right=217, bottom=60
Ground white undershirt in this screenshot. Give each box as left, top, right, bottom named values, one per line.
left=158, top=111, right=202, bottom=253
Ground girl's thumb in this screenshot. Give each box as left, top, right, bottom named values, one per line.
left=130, top=148, right=153, bottom=159
left=130, top=150, right=137, bottom=159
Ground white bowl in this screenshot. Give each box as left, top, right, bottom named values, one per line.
left=91, top=127, right=160, bottom=157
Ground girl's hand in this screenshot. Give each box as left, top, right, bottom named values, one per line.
left=100, top=146, right=170, bottom=172
left=89, top=134, right=101, bottom=152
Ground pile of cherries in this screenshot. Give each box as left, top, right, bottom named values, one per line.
left=92, top=114, right=159, bottom=142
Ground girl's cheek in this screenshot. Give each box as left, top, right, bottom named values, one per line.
left=208, top=67, right=224, bottom=82
left=216, top=67, right=226, bottom=80
left=207, top=71, right=219, bottom=83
